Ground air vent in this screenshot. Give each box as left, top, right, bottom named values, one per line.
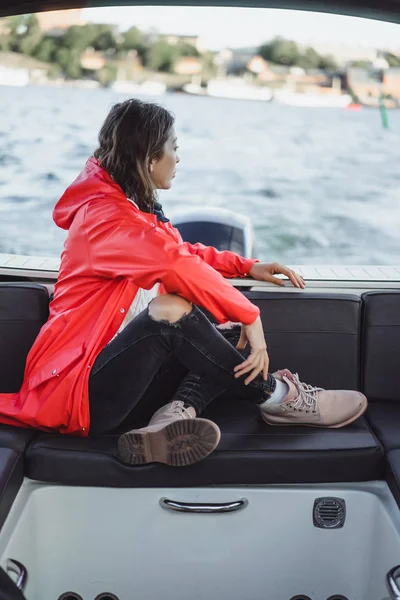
left=290, top=596, right=312, bottom=600
left=57, top=593, right=83, bottom=600
left=327, top=596, right=349, bottom=600
left=313, top=497, right=346, bottom=529
left=94, top=594, right=120, bottom=600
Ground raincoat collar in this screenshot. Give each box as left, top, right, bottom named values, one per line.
left=127, top=197, right=170, bottom=223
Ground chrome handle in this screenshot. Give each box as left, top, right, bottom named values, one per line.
left=387, top=565, right=400, bottom=599
left=6, top=558, right=28, bottom=591
left=160, top=497, right=248, bottom=514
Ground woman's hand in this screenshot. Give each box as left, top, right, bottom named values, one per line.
left=249, top=262, right=305, bottom=289
left=233, top=316, right=269, bottom=385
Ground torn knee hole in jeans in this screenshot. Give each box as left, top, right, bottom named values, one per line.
left=215, top=322, right=242, bottom=341
left=215, top=322, right=241, bottom=331
left=147, top=305, right=199, bottom=328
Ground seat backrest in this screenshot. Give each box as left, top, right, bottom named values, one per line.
left=245, top=291, right=361, bottom=390
left=0, top=284, right=373, bottom=395
left=0, top=283, right=49, bottom=393
left=362, top=291, right=400, bottom=401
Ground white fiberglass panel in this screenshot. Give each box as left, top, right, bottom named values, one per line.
left=1, top=482, right=400, bottom=600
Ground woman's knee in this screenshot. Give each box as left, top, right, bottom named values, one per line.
left=149, top=294, right=192, bottom=324
left=216, top=321, right=240, bottom=331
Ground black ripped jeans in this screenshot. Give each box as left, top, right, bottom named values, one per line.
left=88, top=304, right=276, bottom=436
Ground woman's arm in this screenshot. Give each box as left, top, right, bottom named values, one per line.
left=181, top=243, right=305, bottom=288
left=180, top=241, right=259, bottom=279
left=85, top=218, right=260, bottom=325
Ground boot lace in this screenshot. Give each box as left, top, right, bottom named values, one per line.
left=288, top=373, right=324, bottom=413
left=171, top=400, right=193, bottom=419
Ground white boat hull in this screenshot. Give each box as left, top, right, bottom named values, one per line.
left=111, top=81, right=166, bottom=96
left=0, top=67, right=29, bottom=87
left=207, top=79, right=272, bottom=101
left=182, top=82, right=207, bottom=95
left=274, top=90, right=352, bottom=107
left=1, top=481, right=399, bottom=599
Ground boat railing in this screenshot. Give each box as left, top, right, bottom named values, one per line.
left=1, top=253, right=400, bottom=290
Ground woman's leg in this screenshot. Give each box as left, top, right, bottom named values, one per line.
left=114, top=326, right=249, bottom=432
left=171, top=323, right=266, bottom=414
left=90, top=294, right=367, bottom=466
left=89, top=295, right=275, bottom=466
left=89, top=296, right=274, bottom=435
left=114, top=353, right=188, bottom=431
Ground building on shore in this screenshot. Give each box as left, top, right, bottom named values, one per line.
left=0, top=51, right=48, bottom=85
left=80, top=50, right=106, bottom=71
left=174, top=56, right=202, bottom=76
left=385, top=68, right=400, bottom=98
left=36, top=9, right=85, bottom=34
left=346, top=66, right=400, bottom=105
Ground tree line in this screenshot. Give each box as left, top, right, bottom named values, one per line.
left=0, top=14, right=398, bottom=82
left=258, top=38, right=338, bottom=70
left=0, top=14, right=200, bottom=81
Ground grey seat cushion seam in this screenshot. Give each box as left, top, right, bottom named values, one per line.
left=247, top=294, right=360, bottom=302
left=387, top=454, right=400, bottom=489
left=0, top=452, right=20, bottom=504
left=29, top=442, right=378, bottom=454
left=364, top=324, right=400, bottom=328
left=264, top=330, right=359, bottom=335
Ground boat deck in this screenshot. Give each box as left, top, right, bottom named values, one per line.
left=2, top=252, right=400, bottom=290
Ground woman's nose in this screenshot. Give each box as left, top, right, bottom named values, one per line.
left=176, top=154, right=180, bottom=164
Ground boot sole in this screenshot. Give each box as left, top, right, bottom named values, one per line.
left=117, top=418, right=221, bottom=467
left=262, top=393, right=368, bottom=429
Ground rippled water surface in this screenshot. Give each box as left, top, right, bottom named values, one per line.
left=1, top=84, right=399, bottom=264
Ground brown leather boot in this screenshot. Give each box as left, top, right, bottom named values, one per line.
left=117, top=400, right=221, bottom=467
left=260, top=369, right=367, bottom=428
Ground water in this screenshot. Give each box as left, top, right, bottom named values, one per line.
left=0, top=84, right=399, bottom=264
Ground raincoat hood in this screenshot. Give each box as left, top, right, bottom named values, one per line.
left=53, top=157, right=121, bottom=230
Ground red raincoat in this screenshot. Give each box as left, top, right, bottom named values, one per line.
left=0, top=157, right=260, bottom=435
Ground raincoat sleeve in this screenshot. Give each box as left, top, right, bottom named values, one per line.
left=180, top=241, right=259, bottom=279
left=86, top=219, right=260, bottom=325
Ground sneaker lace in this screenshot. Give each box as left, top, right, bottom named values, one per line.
left=289, top=373, right=324, bottom=413
left=171, top=400, right=193, bottom=419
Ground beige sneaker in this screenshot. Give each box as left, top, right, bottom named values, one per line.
left=260, top=368, right=368, bottom=428
left=117, top=400, right=221, bottom=467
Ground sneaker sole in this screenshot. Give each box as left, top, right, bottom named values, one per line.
left=262, top=393, right=368, bottom=428
left=117, top=418, right=221, bottom=467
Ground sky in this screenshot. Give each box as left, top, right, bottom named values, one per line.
left=82, top=6, right=400, bottom=51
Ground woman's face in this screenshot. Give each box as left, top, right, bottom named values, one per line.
left=150, top=128, right=180, bottom=190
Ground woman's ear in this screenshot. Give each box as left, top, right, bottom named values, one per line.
left=150, top=162, right=154, bottom=172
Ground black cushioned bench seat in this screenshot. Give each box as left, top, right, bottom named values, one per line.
left=0, top=283, right=49, bottom=393
left=0, top=284, right=385, bottom=487
left=0, top=283, right=48, bottom=528
left=385, top=450, right=400, bottom=508
left=362, top=292, right=400, bottom=452
left=367, top=402, right=400, bottom=451
left=0, top=449, right=24, bottom=530
left=246, top=291, right=362, bottom=391
left=26, top=399, right=383, bottom=487
left=0, top=425, right=36, bottom=453
left=0, top=426, right=37, bottom=529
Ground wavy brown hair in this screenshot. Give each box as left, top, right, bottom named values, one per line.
left=94, top=99, right=175, bottom=212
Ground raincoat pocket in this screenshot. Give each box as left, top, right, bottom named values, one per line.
left=27, top=344, right=85, bottom=391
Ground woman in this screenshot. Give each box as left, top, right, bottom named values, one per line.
left=0, top=99, right=367, bottom=468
